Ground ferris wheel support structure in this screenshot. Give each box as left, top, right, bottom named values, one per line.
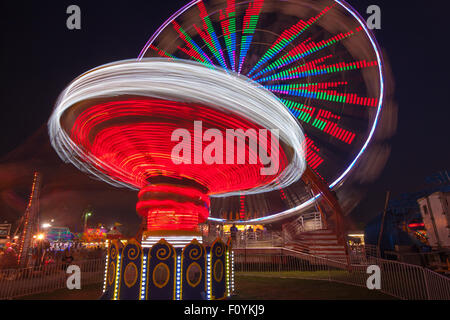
left=301, top=166, right=350, bottom=264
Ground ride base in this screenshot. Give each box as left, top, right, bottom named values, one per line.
left=101, top=235, right=234, bottom=300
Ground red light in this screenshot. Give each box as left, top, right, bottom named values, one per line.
left=68, top=98, right=290, bottom=231
left=70, top=98, right=288, bottom=194
left=138, top=184, right=209, bottom=231
left=239, top=194, right=245, bottom=219
left=408, top=223, right=425, bottom=229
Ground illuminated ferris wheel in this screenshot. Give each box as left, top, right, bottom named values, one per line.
left=140, top=0, right=385, bottom=223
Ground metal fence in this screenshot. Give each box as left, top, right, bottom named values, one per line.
left=1, top=248, right=449, bottom=300
left=234, top=248, right=450, bottom=300
left=0, top=259, right=104, bottom=300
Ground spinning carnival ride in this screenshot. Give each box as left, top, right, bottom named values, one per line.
left=49, top=60, right=306, bottom=299
left=48, top=0, right=385, bottom=300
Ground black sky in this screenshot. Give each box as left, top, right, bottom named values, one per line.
left=0, top=0, right=449, bottom=232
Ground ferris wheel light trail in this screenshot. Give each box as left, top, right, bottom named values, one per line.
left=48, top=59, right=307, bottom=197
left=250, top=26, right=364, bottom=79
left=244, top=0, right=386, bottom=224
left=247, top=2, right=336, bottom=75
left=248, top=0, right=385, bottom=224
left=139, top=0, right=386, bottom=223
left=329, top=0, right=385, bottom=191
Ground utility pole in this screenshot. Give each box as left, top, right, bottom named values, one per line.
left=377, top=191, right=391, bottom=258
left=83, top=209, right=92, bottom=232
left=426, top=196, right=442, bottom=251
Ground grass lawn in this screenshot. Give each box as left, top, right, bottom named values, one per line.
left=18, top=272, right=394, bottom=300
left=232, top=274, right=394, bottom=300
left=17, top=283, right=103, bottom=300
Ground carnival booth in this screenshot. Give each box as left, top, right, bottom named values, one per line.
left=46, top=227, right=74, bottom=251
left=81, top=227, right=108, bottom=248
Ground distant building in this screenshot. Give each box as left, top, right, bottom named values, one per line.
left=418, top=191, right=450, bottom=249
left=365, top=171, right=449, bottom=256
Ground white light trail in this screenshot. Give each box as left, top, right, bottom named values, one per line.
left=48, top=59, right=306, bottom=197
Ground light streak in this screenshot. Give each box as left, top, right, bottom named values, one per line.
left=138, top=1, right=385, bottom=204
left=48, top=59, right=307, bottom=198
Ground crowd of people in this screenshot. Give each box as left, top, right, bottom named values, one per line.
left=0, top=246, right=18, bottom=269
left=41, top=245, right=105, bottom=266
left=0, top=242, right=106, bottom=270
left=229, top=224, right=268, bottom=242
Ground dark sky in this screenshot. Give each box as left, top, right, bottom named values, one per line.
left=0, top=0, right=449, bottom=233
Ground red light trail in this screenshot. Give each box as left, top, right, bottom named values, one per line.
left=70, top=98, right=289, bottom=194
left=49, top=59, right=307, bottom=230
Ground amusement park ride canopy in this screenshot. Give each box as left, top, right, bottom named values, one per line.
left=49, top=59, right=306, bottom=231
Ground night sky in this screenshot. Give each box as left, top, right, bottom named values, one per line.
left=0, top=0, right=449, bottom=234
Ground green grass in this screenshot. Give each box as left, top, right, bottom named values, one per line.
left=17, top=283, right=103, bottom=300
left=240, top=270, right=348, bottom=279
left=18, top=273, right=394, bottom=300
left=232, top=274, right=394, bottom=300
